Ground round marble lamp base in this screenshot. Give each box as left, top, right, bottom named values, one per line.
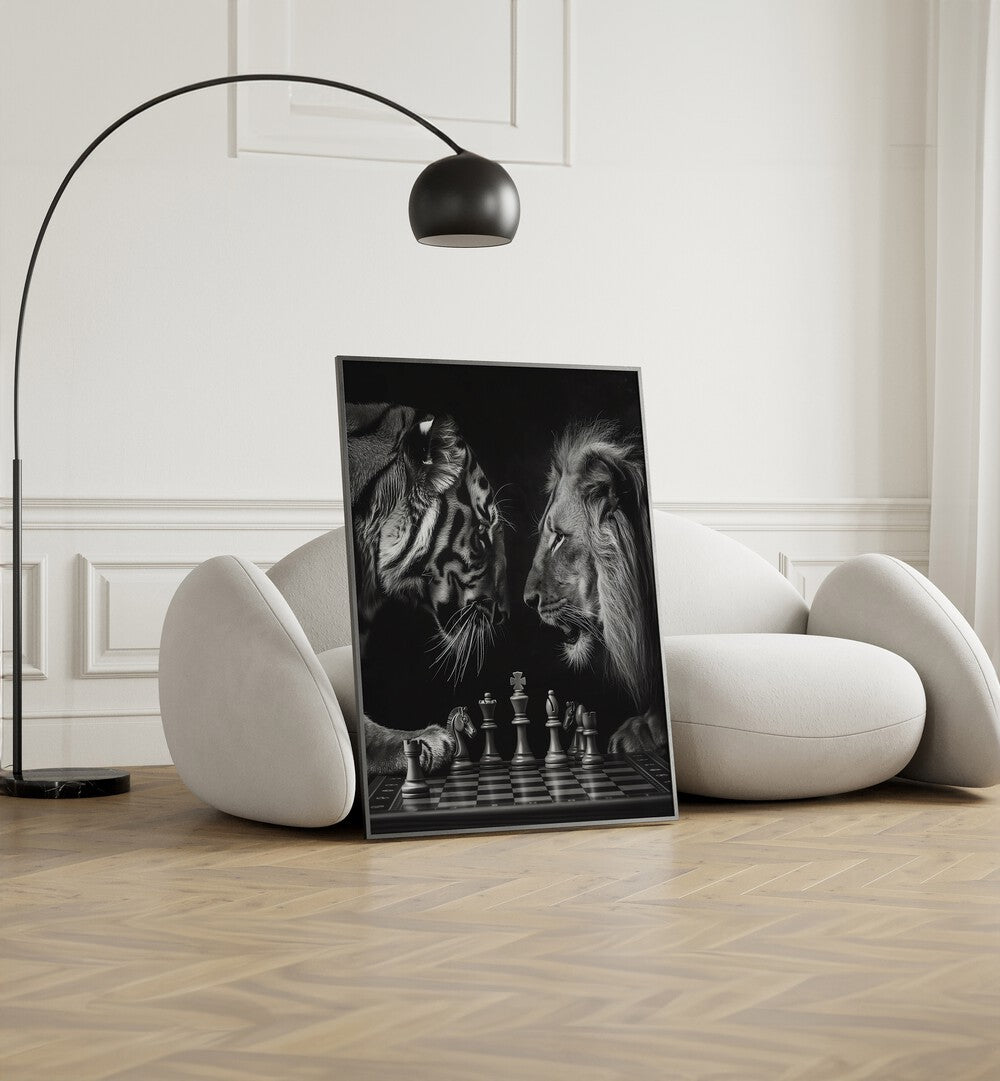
left=1, top=768, right=131, bottom=799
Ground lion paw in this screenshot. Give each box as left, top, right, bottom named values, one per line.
left=608, top=710, right=668, bottom=755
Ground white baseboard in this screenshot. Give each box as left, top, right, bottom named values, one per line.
left=2, top=496, right=930, bottom=769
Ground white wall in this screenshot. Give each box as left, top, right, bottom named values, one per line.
left=1, top=0, right=933, bottom=766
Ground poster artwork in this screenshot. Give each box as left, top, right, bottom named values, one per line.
left=336, top=357, right=677, bottom=839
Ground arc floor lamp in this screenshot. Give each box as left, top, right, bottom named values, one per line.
left=2, top=73, right=520, bottom=799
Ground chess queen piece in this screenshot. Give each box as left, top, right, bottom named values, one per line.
left=401, top=738, right=430, bottom=797
left=447, top=706, right=476, bottom=773
left=478, top=691, right=502, bottom=767
left=509, top=670, right=536, bottom=770
left=545, top=690, right=567, bottom=767
left=582, top=711, right=603, bottom=769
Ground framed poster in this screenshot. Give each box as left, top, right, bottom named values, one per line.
left=336, top=357, right=677, bottom=839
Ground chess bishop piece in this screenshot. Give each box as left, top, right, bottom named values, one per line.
left=401, top=739, right=430, bottom=797
left=581, top=711, right=603, bottom=769
left=509, top=670, right=536, bottom=770
left=545, top=690, right=567, bottom=767
left=478, top=691, right=501, bottom=767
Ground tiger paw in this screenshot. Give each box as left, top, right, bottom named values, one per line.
left=608, top=710, right=668, bottom=755
left=409, top=724, right=458, bottom=774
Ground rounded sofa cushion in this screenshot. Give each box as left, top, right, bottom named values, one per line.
left=808, top=555, right=1000, bottom=788
left=665, top=634, right=926, bottom=800
left=159, top=556, right=356, bottom=828
left=266, top=528, right=353, bottom=654
left=652, top=511, right=809, bottom=636
left=316, top=646, right=359, bottom=743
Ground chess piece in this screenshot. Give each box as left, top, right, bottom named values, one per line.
left=401, top=739, right=430, bottom=796
left=572, top=703, right=587, bottom=757
left=478, top=691, right=501, bottom=767
left=582, top=711, right=603, bottom=769
left=509, top=670, right=536, bottom=770
left=545, top=690, right=567, bottom=766
left=448, top=706, right=476, bottom=773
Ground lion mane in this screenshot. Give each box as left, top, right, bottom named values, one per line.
left=544, top=421, right=658, bottom=711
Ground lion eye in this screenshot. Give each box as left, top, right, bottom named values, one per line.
left=550, top=530, right=565, bottom=552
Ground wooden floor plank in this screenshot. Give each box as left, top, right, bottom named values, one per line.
left=2, top=768, right=998, bottom=1081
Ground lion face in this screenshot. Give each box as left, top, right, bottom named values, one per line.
left=523, top=421, right=658, bottom=714
left=523, top=473, right=602, bottom=669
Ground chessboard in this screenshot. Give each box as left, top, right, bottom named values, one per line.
left=367, top=752, right=674, bottom=836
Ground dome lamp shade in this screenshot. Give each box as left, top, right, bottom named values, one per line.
left=409, top=151, right=520, bottom=247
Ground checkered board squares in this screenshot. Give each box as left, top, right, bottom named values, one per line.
left=367, top=753, right=674, bottom=836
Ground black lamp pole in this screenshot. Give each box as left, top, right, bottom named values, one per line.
left=3, top=73, right=519, bottom=799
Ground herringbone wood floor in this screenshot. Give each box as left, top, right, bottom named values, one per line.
left=2, top=768, right=998, bottom=1081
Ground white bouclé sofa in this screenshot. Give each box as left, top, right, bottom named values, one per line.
left=158, top=512, right=1000, bottom=827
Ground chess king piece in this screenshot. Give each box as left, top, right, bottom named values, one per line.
left=478, top=691, right=502, bottom=767
left=545, top=690, right=567, bottom=766
left=447, top=706, right=476, bottom=773
left=509, top=670, right=536, bottom=770
left=401, top=738, right=430, bottom=797
left=582, top=711, right=603, bottom=769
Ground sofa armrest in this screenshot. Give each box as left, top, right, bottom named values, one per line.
left=808, top=555, right=1000, bottom=788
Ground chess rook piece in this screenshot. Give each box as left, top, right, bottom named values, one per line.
left=447, top=706, right=476, bottom=773
left=478, top=691, right=501, bottom=767
left=509, top=670, right=536, bottom=770
left=401, top=739, right=430, bottom=796
left=545, top=689, right=567, bottom=767
left=582, top=711, right=603, bottom=769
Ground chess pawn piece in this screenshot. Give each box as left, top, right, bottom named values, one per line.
left=448, top=706, right=475, bottom=773
left=582, top=711, right=603, bottom=769
left=545, top=690, right=567, bottom=767
left=401, top=739, right=430, bottom=796
left=509, top=670, right=536, bottom=771
left=478, top=691, right=502, bottom=767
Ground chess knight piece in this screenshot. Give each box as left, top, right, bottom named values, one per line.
left=572, top=703, right=587, bottom=758
left=509, top=670, right=536, bottom=770
left=447, top=706, right=476, bottom=773
left=478, top=691, right=502, bottom=767
left=545, top=690, right=567, bottom=767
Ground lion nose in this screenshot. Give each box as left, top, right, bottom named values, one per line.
left=523, top=587, right=541, bottom=611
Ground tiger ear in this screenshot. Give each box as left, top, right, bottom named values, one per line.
left=406, top=413, right=465, bottom=495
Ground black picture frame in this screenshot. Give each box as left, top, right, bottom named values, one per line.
left=336, top=356, right=678, bottom=839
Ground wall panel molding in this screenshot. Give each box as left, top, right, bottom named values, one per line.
left=1, top=495, right=929, bottom=532
left=78, top=556, right=275, bottom=678
left=779, top=552, right=931, bottom=606
left=1, top=557, right=48, bottom=679
left=233, top=0, right=573, bottom=164
left=79, top=558, right=202, bottom=678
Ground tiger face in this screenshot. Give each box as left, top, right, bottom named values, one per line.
left=347, top=402, right=507, bottom=682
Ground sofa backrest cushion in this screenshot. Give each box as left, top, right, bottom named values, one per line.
left=267, top=528, right=354, bottom=653
left=652, top=511, right=809, bottom=636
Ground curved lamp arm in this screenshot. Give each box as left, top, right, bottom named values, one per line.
left=13, top=72, right=467, bottom=458
left=5, top=73, right=519, bottom=792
